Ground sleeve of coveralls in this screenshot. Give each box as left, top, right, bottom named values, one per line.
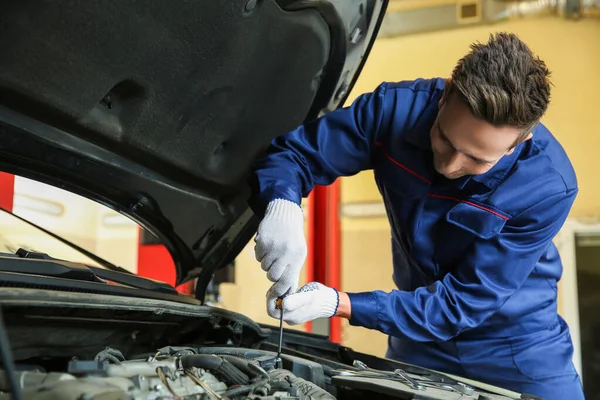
left=347, top=188, right=578, bottom=342
left=249, top=83, right=395, bottom=216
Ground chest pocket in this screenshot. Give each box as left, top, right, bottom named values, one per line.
left=433, top=201, right=509, bottom=268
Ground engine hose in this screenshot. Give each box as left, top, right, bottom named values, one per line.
left=216, top=359, right=250, bottom=386
left=269, top=369, right=335, bottom=400
left=211, top=353, right=261, bottom=370
left=211, top=353, right=260, bottom=366
left=222, top=384, right=253, bottom=398
left=218, top=355, right=257, bottom=376
left=179, top=354, right=222, bottom=370
left=205, top=353, right=270, bottom=380
left=222, top=377, right=271, bottom=398
left=178, top=355, right=250, bottom=386
left=253, top=382, right=271, bottom=397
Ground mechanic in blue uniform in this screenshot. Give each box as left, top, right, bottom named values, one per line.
left=249, top=33, right=584, bottom=399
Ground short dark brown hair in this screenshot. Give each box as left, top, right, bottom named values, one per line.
left=446, top=32, right=551, bottom=143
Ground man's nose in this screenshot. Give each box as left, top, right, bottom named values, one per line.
left=440, top=152, right=462, bottom=175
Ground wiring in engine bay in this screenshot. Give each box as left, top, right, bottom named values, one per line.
left=0, top=345, right=337, bottom=400
left=0, top=340, right=525, bottom=400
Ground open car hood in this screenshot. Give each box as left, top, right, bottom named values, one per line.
left=0, top=1, right=388, bottom=289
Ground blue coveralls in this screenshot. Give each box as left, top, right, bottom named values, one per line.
left=250, top=78, right=584, bottom=399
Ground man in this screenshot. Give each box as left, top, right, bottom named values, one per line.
left=249, top=33, right=584, bottom=399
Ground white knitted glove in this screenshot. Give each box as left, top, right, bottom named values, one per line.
left=281, top=282, right=340, bottom=326
left=254, top=199, right=307, bottom=318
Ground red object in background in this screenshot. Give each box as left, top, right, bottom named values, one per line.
left=305, top=192, right=315, bottom=334
left=136, top=229, right=194, bottom=295
left=306, top=180, right=342, bottom=343
left=0, top=172, right=15, bottom=211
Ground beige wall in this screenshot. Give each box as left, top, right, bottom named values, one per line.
left=343, top=16, right=600, bottom=216
left=223, top=15, right=600, bottom=357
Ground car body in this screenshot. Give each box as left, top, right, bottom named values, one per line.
left=0, top=1, right=529, bottom=399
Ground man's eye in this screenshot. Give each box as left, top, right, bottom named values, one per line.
left=472, top=158, right=489, bottom=166
left=439, top=133, right=451, bottom=146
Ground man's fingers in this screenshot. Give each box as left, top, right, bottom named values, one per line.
left=266, top=260, right=285, bottom=282
left=266, top=293, right=281, bottom=318
left=253, top=240, right=266, bottom=262
left=261, top=254, right=277, bottom=274
left=281, top=291, right=307, bottom=325
left=282, top=291, right=311, bottom=312
left=255, top=199, right=306, bottom=310
left=267, top=280, right=290, bottom=299
left=267, top=266, right=301, bottom=298
left=283, top=314, right=305, bottom=326
left=283, top=308, right=310, bottom=325
left=267, top=257, right=301, bottom=282
left=276, top=268, right=298, bottom=290
left=289, top=281, right=298, bottom=295
left=267, top=278, right=307, bottom=315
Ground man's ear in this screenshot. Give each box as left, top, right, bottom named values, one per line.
left=506, top=132, right=534, bottom=155
left=439, top=78, right=452, bottom=108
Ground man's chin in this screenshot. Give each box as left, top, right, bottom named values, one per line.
left=435, top=167, right=464, bottom=180
left=446, top=173, right=465, bottom=179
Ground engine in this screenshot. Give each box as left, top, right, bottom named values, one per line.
left=0, top=346, right=335, bottom=400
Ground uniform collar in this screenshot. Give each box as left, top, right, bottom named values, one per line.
left=403, top=99, right=439, bottom=151
left=469, top=142, right=524, bottom=189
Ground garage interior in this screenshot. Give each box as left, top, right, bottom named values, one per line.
left=0, top=0, right=599, bottom=398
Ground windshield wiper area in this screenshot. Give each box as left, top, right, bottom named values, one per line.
left=0, top=248, right=178, bottom=295
left=0, top=207, right=136, bottom=276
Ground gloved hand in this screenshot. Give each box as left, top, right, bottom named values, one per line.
left=281, top=282, right=340, bottom=325
left=254, top=199, right=307, bottom=318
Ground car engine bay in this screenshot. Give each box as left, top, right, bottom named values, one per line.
left=0, top=346, right=338, bottom=400
left=0, top=345, right=518, bottom=400
left=0, top=287, right=522, bottom=400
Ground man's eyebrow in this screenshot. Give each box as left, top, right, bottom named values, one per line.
left=437, top=122, right=496, bottom=164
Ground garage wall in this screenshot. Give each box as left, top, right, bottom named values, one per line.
left=340, top=15, right=600, bottom=357
left=342, top=15, right=600, bottom=216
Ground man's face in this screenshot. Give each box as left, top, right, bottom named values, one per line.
left=430, top=94, right=531, bottom=180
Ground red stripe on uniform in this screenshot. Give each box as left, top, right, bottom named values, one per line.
left=427, top=193, right=509, bottom=220
left=375, top=142, right=431, bottom=184
left=374, top=143, right=509, bottom=220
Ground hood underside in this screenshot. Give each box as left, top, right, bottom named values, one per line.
left=0, top=0, right=388, bottom=291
